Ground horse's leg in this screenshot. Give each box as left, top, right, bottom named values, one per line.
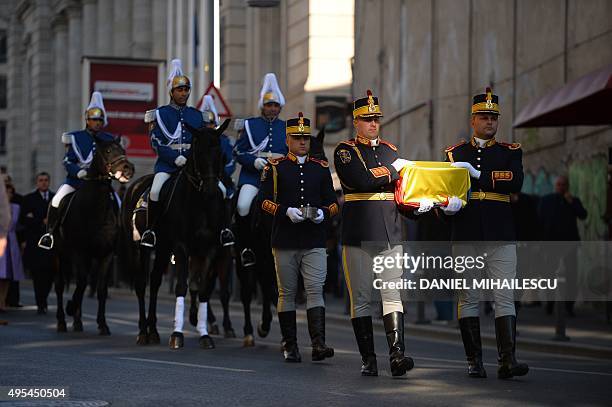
left=256, top=243, right=275, bottom=338
left=218, top=249, right=235, bottom=338
left=188, top=262, right=200, bottom=328
left=70, top=253, right=89, bottom=332
left=55, top=255, right=67, bottom=332
left=201, top=257, right=219, bottom=335
left=196, top=255, right=215, bottom=349
left=147, top=247, right=169, bottom=344
left=237, top=259, right=255, bottom=347
left=96, top=254, right=113, bottom=336
left=135, top=247, right=148, bottom=344
left=169, top=247, right=188, bottom=349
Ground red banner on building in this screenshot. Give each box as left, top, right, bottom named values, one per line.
left=85, top=58, right=165, bottom=158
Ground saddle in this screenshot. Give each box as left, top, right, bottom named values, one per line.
left=134, top=172, right=182, bottom=215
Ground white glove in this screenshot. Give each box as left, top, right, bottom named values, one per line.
left=391, top=158, right=413, bottom=172
left=175, top=155, right=187, bottom=167
left=254, top=158, right=268, bottom=171
left=77, top=169, right=88, bottom=179
left=286, top=207, right=305, bottom=223
left=415, top=198, right=434, bottom=215
left=441, top=196, right=463, bottom=215
left=217, top=180, right=227, bottom=199
left=312, top=208, right=324, bottom=224
left=451, top=162, right=481, bottom=179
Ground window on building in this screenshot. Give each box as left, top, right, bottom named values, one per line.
left=0, top=121, right=6, bottom=155
left=0, top=30, right=6, bottom=63
left=0, top=76, right=6, bottom=109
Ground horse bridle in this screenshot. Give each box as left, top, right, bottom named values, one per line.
left=184, top=150, right=218, bottom=193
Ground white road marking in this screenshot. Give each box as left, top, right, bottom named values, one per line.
left=118, top=356, right=255, bottom=373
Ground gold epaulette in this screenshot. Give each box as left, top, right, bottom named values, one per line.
left=309, top=157, right=329, bottom=168
left=445, top=140, right=467, bottom=152
left=336, top=139, right=356, bottom=149
left=498, top=142, right=522, bottom=150
left=379, top=140, right=398, bottom=151
left=267, top=157, right=285, bottom=165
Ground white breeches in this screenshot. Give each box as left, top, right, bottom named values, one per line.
left=151, top=172, right=171, bottom=202
left=51, top=184, right=76, bottom=208
left=236, top=184, right=259, bottom=217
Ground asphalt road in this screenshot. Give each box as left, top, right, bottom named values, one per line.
left=1, top=288, right=611, bottom=406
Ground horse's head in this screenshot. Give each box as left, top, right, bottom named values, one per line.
left=185, top=119, right=231, bottom=193
left=309, top=127, right=328, bottom=162
left=90, top=136, right=135, bottom=183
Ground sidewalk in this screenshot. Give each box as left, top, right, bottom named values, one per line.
left=15, top=278, right=612, bottom=359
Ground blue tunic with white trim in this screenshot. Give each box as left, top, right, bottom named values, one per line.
left=234, top=116, right=287, bottom=188
left=62, top=130, right=116, bottom=188
left=149, top=104, right=205, bottom=174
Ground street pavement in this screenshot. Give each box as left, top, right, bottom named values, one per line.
left=1, top=287, right=611, bottom=407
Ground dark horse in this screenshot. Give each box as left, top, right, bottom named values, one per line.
left=234, top=129, right=327, bottom=347
left=122, top=120, right=229, bottom=349
left=54, top=136, right=134, bottom=334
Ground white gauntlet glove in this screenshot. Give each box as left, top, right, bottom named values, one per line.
left=415, top=198, right=434, bottom=215
left=217, top=180, right=227, bottom=199
left=391, top=158, right=413, bottom=172
left=286, top=207, right=305, bottom=223
left=254, top=158, right=268, bottom=171
left=175, top=155, right=187, bottom=167
left=77, top=169, right=88, bottom=179
left=451, top=162, right=481, bottom=179
left=312, top=209, right=324, bottom=224
left=441, top=196, right=463, bottom=215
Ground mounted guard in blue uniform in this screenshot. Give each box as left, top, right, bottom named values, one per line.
left=139, top=59, right=209, bottom=247
left=233, top=73, right=288, bottom=266
left=38, top=92, right=116, bottom=250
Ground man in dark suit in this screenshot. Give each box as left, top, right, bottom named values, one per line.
left=20, top=172, right=55, bottom=314
left=539, top=175, right=587, bottom=316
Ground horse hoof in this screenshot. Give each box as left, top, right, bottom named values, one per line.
left=189, top=307, right=198, bottom=327
left=66, top=300, right=76, bottom=317
left=224, top=328, right=236, bottom=338
left=136, top=334, right=148, bottom=345
left=169, top=332, right=184, bottom=349
left=73, top=321, right=83, bottom=332
left=57, top=321, right=67, bottom=333
left=210, top=324, right=220, bottom=336
left=99, top=325, right=111, bottom=336
left=243, top=334, right=255, bottom=347
left=147, top=330, right=161, bottom=345
left=199, top=335, right=216, bottom=349
left=257, top=322, right=270, bottom=338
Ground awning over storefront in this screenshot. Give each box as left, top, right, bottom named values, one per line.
left=513, top=64, right=612, bottom=128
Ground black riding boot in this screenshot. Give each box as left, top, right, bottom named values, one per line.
left=351, top=316, right=378, bottom=376
left=38, top=206, right=60, bottom=250
left=495, top=315, right=529, bottom=379
left=140, top=199, right=159, bottom=247
left=278, top=311, right=301, bottom=363
left=236, top=214, right=256, bottom=266
left=459, top=317, right=487, bottom=378
left=307, top=307, right=334, bottom=361
left=383, top=312, right=414, bottom=376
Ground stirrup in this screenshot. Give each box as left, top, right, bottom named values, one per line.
left=140, top=230, right=156, bottom=248
left=240, top=248, right=256, bottom=267
left=220, top=228, right=235, bottom=247
left=37, top=233, right=54, bottom=250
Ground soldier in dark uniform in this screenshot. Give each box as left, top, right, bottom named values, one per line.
left=445, top=87, right=529, bottom=379
left=333, top=90, right=415, bottom=377
left=260, top=113, right=338, bottom=363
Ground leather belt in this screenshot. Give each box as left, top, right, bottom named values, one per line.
left=469, top=191, right=510, bottom=203
left=344, top=192, right=395, bottom=202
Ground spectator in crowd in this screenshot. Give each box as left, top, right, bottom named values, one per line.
left=0, top=180, right=10, bottom=324
left=539, top=175, right=587, bottom=316
left=0, top=181, right=24, bottom=319
left=4, top=175, right=24, bottom=308
left=20, top=172, right=55, bottom=314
